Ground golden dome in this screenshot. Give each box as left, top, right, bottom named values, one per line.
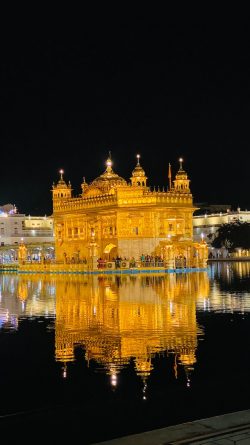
left=173, top=158, right=191, bottom=193
left=176, top=167, right=188, bottom=179
left=54, top=170, right=71, bottom=189
left=87, top=156, right=127, bottom=194
left=131, top=154, right=146, bottom=177
left=132, top=165, right=146, bottom=177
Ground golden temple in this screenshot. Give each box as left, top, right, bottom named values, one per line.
left=52, top=155, right=208, bottom=269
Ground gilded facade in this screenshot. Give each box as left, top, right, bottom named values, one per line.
left=52, top=155, right=208, bottom=268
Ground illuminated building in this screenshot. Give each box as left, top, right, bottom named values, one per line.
left=0, top=204, right=54, bottom=263
left=193, top=209, right=250, bottom=258
left=52, top=155, right=208, bottom=268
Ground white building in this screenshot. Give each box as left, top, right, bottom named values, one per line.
left=193, top=208, right=250, bottom=258
left=0, top=204, right=54, bottom=263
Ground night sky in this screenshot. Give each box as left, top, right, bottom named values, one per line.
left=1, top=22, right=250, bottom=215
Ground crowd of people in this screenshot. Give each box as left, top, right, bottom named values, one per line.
left=44, top=251, right=191, bottom=269
left=97, top=254, right=166, bottom=269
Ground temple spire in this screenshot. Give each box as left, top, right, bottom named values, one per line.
left=173, top=157, right=190, bottom=193
left=52, top=168, right=72, bottom=207
left=81, top=176, right=88, bottom=195
left=130, top=154, right=147, bottom=187
left=179, top=157, right=183, bottom=170
left=59, top=169, right=64, bottom=181
left=168, top=163, right=172, bottom=190
left=106, top=153, right=113, bottom=173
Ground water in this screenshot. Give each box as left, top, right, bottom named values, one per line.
left=0, top=263, right=250, bottom=444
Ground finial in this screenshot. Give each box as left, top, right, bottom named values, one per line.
left=83, top=176, right=86, bottom=183
left=136, top=154, right=140, bottom=165
left=59, top=169, right=64, bottom=180
left=179, top=158, right=183, bottom=170
left=168, top=163, right=172, bottom=189
left=106, top=158, right=112, bottom=168
left=106, top=152, right=112, bottom=170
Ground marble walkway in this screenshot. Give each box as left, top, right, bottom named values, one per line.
left=94, top=409, right=250, bottom=445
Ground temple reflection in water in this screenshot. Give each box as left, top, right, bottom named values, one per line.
left=2, top=264, right=250, bottom=442
left=3, top=264, right=250, bottom=385
left=0, top=271, right=210, bottom=387
left=54, top=272, right=209, bottom=386
left=2, top=264, right=250, bottom=387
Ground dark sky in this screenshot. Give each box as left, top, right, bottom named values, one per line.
left=1, top=21, right=250, bottom=215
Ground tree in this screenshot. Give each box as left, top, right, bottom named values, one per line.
left=208, top=221, right=250, bottom=251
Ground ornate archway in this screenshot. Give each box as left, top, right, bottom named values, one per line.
left=103, top=243, right=117, bottom=260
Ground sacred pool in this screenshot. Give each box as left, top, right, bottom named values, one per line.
left=1, top=262, right=250, bottom=443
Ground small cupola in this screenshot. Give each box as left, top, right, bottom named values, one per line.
left=173, top=158, right=190, bottom=193
left=130, top=154, right=147, bottom=187
left=52, top=169, right=72, bottom=201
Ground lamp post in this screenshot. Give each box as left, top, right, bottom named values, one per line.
left=88, top=229, right=99, bottom=270
left=199, top=232, right=208, bottom=267
left=165, top=233, right=174, bottom=269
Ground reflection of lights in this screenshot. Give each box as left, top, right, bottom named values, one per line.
left=170, top=301, right=173, bottom=314
left=111, top=373, right=117, bottom=387
left=62, top=365, right=67, bottom=379
left=203, top=298, right=207, bottom=311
